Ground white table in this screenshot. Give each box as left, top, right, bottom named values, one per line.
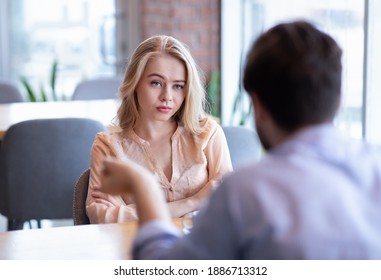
left=0, top=99, right=119, bottom=139
left=0, top=219, right=183, bottom=259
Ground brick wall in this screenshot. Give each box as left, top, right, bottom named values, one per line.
left=140, top=0, right=220, bottom=78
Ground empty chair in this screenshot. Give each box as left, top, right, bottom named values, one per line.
left=222, top=126, right=262, bottom=169
left=0, top=80, right=24, bottom=160
left=73, top=168, right=91, bottom=225
left=0, top=81, right=24, bottom=103
left=0, top=118, right=106, bottom=230
left=71, top=77, right=121, bottom=100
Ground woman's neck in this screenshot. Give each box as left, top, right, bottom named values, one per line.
left=132, top=119, right=178, bottom=142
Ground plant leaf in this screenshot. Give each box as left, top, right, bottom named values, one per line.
left=50, top=59, right=58, bottom=101
left=40, top=84, right=48, bottom=102
left=206, top=70, right=221, bottom=117
left=20, top=77, right=37, bottom=102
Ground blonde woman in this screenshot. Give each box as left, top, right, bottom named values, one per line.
left=86, top=35, right=233, bottom=223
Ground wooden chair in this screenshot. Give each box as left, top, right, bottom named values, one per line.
left=73, top=168, right=91, bottom=225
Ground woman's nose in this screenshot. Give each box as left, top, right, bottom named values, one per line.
left=160, top=86, right=173, bottom=101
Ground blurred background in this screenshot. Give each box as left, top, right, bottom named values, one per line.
left=1, top=0, right=381, bottom=229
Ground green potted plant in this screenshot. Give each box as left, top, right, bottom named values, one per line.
left=20, top=59, right=59, bottom=102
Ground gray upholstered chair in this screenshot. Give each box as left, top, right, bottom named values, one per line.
left=0, top=81, right=24, bottom=103
left=222, top=126, right=262, bottom=169
left=73, top=168, right=91, bottom=225
left=0, top=118, right=105, bottom=230
left=71, top=77, right=121, bottom=100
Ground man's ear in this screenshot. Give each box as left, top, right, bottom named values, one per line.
left=251, top=93, right=268, bottom=123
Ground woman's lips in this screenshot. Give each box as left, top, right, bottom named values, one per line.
left=156, top=106, right=172, bottom=113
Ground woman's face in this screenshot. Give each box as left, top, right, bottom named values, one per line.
left=135, top=54, right=186, bottom=123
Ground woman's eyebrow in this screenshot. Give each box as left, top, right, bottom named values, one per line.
left=147, top=73, right=164, bottom=79
left=147, top=73, right=186, bottom=83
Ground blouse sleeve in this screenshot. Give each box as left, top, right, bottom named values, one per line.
left=86, top=133, right=138, bottom=223
left=204, top=119, right=234, bottom=187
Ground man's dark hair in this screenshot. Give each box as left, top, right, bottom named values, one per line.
left=243, top=20, right=342, bottom=132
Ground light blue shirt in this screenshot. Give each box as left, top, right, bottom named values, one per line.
left=133, top=124, right=381, bottom=259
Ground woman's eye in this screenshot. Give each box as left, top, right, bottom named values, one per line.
left=151, top=81, right=161, bottom=86
left=174, top=84, right=184, bottom=90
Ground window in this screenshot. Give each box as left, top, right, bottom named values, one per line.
left=222, top=0, right=381, bottom=144
left=0, top=0, right=116, bottom=100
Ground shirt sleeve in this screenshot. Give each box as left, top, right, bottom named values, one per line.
left=132, top=220, right=182, bottom=260
left=132, top=179, right=241, bottom=259
left=86, top=133, right=138, bottom=223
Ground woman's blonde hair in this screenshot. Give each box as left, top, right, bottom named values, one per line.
left=117, top=35, right=208, bottom=134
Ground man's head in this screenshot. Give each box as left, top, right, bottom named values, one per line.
left=243, top=20, right=342, bottom=139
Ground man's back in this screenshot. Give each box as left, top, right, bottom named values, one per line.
left=205, top=124, right=381, bottom=259
left=132, top=124, right=381, bottom=260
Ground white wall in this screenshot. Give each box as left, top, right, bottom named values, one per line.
left=221, top=0, right=243, bottom=125
left=366, top=0, right=381, bottom=144
left=0, top=0, right=10, bottom=78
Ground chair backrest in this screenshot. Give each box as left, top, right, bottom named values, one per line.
left=71, top=77, right=121, bottom=100
left=73, top=168, right=91, bottom=225
left=0, top=81, right=24, bottom=103
left=0, top=118, right=105, bottom=228
left=222, top=126, right=262, bottom=169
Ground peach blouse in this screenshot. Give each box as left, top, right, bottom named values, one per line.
left=86, top=117, right=233, bottom=223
